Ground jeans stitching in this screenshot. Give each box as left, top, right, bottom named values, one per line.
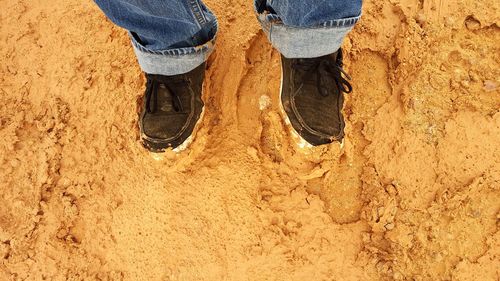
left=263, top=14, right=361, bottom=29
left=188, top=0, right=207, bottom=28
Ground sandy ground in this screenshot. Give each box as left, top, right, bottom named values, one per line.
left=1, top=0, right=499, bottom=280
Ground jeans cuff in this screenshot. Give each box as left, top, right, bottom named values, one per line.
left=256, top=12, right=361, bottom=58
left=129, top=21, right=218, bottom=76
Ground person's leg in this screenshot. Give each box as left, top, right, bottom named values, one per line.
left=254, top=0, right=361, bottom=58
left=255, top=0, right=362, bottom=146
left=95, top=0, right=218, bottom=75
left=94, top=0, right=218, bottom=152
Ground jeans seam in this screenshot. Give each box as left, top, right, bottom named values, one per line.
left=188, top=0, right=207, bottom=28
left=268, top=24, right=274, bottom=45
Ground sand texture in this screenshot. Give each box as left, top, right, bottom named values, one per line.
left=0, top=0, right=499, bottom=280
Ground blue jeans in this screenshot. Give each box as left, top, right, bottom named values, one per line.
left=94, top=0, right=362, bottom=75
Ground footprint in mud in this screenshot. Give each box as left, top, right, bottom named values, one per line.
left=235, top=32, right=291, bottom=157
left=259, top=111, right=287, bottom=162
left=236, top=32, right=321, bottom=161
left=320, top=50, right=393, bottom=224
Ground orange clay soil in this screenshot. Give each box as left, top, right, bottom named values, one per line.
left=0, top=0, right=499, bottom=280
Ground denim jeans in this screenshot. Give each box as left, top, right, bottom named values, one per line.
left=94, top=0, right=362, bottom=75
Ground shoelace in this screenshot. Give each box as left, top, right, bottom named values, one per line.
left=145, top=75, right=188, bottom=113
left=292, top=52, right=352, bottom=97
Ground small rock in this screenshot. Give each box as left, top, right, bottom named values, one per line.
left=259, top=95, right=271, bottom=110
left=468, top=71, right=480, bottom=82
left=385, top=184, right=398, bottom=196
left=483, top=80, right=497, bottom=91
left=445, top=17, right=457, bottom=28
left=385, top=223, right=395, bottom=230
left=9, top=159, right=19, bottom=168
left=415, top=13, right=426, bottom=26
left=464, top=16, right=481, bottom=31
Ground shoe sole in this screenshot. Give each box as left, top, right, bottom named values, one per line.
left=172, top=106, right=205, bottom=153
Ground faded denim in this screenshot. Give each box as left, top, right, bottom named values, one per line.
left=94, top=0, right=218, bottom=75
left=255, top=0, right=361, bottom=58
left=94, top=0, right=362, bottom=75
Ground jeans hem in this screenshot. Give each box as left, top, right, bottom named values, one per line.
left=257, top=14, right=360, bottom=58
left=254, top=0, right=361, bottom=58
left=260, top=13, right=361, bottom=29
left=130, top=21, right=217, bottom=75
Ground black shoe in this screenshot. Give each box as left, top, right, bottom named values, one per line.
left=280, top=49, right=352, bottom=146
left=139, top=63, right=205, bottom=152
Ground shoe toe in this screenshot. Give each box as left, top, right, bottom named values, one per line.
left=293, top=91, right=344, bottom=142
left=142, top=113, right=189, bottom=140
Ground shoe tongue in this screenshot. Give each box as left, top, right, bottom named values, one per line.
left=297, top=57, right=321, bottom=66
left=157, top=84, right=177, bottom=112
